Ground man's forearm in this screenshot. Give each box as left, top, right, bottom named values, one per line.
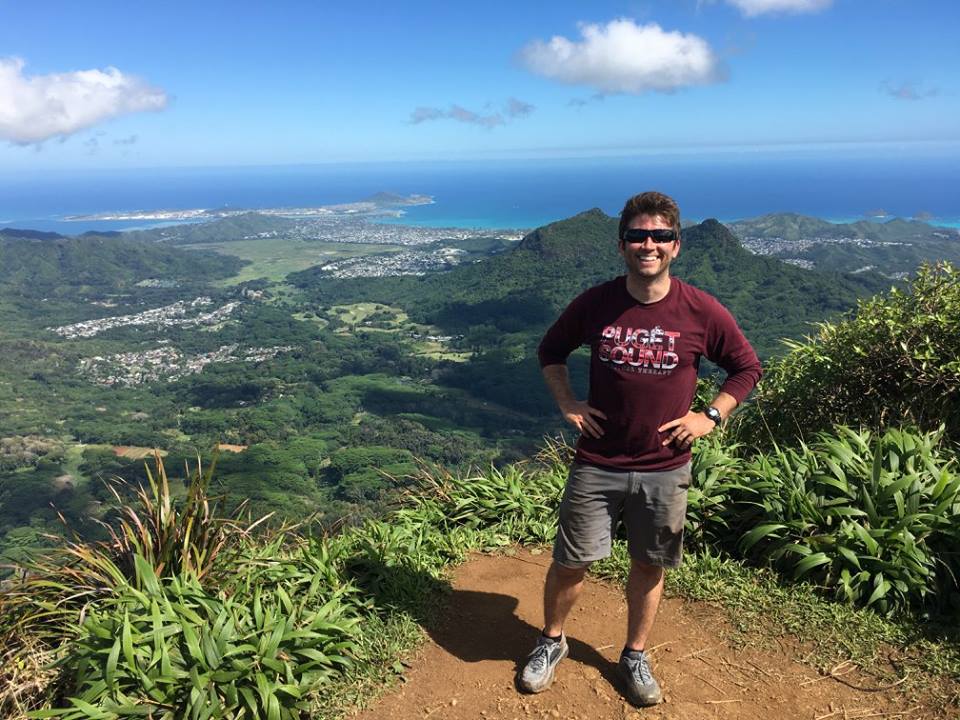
left=706, top=391, right=738, bottom=421
left=542, top=363, right=577, bottom=410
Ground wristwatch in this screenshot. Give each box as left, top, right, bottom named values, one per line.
left=704, top=406, right=722, bottom=426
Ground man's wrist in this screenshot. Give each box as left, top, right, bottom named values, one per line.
left=703, top=406, right=723, bottom=426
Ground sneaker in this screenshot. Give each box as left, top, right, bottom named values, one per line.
left=618, top=649, right=662, bottom=706
left=517, top=634, right=568, bottom=693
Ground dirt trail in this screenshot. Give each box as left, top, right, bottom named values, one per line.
left=353, top=550, right=936, bottom=720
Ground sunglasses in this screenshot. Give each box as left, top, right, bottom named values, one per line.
left=621, top=228, right=677, bottom=244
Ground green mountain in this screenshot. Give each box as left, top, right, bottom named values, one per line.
left=293, top=209, right=890, bottom=357
left=729, top=212, right=960, bottom=275
left=729, top=212, right=957, bottom=243
left=128, top=212, right=303, bottom=245
left=0, top=231, right=245, bottom=298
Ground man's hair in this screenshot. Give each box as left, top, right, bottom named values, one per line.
left=618, top=191, right=681, bottom=241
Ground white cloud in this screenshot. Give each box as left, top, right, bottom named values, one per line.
left=0, top=57, right=168, bottom=145
left=724, top=0, right=832, bottom=17
left=519, top=19, right=721, bottom=95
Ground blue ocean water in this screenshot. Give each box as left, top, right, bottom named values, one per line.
left=2, top=150, right=959, bottom=234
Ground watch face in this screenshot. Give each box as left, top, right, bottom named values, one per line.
left=706, top=407, right=722, bottom=424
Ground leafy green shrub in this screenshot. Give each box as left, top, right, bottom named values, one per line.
left=34, top=553, right=359, bottom=720
left=733, top=426, right=960, bottom=614
left=738, top=262, right=960, bottom=446
left=405, top=439, right=568, bottom=546
left=686, top=433, right=743, bottom=549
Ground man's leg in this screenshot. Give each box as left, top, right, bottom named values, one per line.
left=520, top=462, right=620, bottom=694
left=625, top=559, right=664, bottom=651
left=518, top=561, right=584, bottom=693
left=543, top=561, right=587, bottom=637
left=617, top=463, right=690, bottom=706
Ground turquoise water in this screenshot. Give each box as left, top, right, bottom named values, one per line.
left=2, top=151, right=959, bottom=233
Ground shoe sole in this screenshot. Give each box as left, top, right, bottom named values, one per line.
left=517, top=643, right=569, bottom=694
left=617, top=664, right=662, bottom=706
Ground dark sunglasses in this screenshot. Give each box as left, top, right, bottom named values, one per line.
left=621, top=228, right=677, bottom=244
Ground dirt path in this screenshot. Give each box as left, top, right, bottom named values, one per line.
left=353, top=550, right=937, bottom=720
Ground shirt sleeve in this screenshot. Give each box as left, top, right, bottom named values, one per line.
left=537, top=288, right=594, bottom=367
left=704, top=298, right=763, bottom=403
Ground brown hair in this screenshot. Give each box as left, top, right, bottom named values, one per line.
left=618, top=191, right=681, bottom=241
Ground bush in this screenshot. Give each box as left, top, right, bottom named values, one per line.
left=738, top=262, right=960, bottom=446
left=697, top=426, right=960, bottom=615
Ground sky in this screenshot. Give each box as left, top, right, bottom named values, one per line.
left=0, top=0, right=958, bottom=170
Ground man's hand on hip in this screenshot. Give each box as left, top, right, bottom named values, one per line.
left=560, top=400, right=607, bottom=439
left=658, top=411, right=715, bottom=448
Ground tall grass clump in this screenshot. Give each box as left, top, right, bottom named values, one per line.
left=738, top=262, right=960, bottom=446
left=0, top=455, right=364, bottom=719
left=401, top=438, right=569, bottom=546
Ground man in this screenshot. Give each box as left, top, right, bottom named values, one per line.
left=518, top=191, right=762, bottom=706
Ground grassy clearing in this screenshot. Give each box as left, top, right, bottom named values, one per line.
left=183, top=240, right=405, bottom=285
left=291, top=311, right=330, bottom=329
left=327, top=302, right=407, bottom=329
left=409, top=340, right=471, bottom=362
left=327, top=303, right=471, bottom=360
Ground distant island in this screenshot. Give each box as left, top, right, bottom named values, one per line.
left=64, top=192, right=434, bottom=222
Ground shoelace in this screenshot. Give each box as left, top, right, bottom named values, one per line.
left=527, top=641, right=554, bottom=673
left=625, top=655, right=653, bottom=684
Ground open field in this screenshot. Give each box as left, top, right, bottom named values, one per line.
left=328, top=302, right=408, bottom=328
left=328, top=303, right=472, bottom=361
left=183, top=239, right=405, bottom=285
left=112, top=446, right=169, bottom=460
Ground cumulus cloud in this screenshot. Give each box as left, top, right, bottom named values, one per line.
left=723, top=0, right=832, bottom=17
left=882, top=80, right=939, bottom=101
left=0, top=57, right=168, bottom=145
left=409, top=98, right=535, bottom=128
left=519, top=19, right=721, bottom=95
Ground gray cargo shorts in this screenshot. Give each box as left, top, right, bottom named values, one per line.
left=552, top=461, right=692, bottom=569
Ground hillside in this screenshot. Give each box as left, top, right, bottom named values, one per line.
left=0, top=230, right=245, bottom=298
left=730, top=212, right=960, bottom=275
left=293, top=209, right=891, bottom=358
left=127, top=212, right=303, bottom=245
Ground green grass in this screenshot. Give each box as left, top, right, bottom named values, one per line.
left=328, top=302, right=406, bottom=328
left=324, top=303, right=471, bottom=359
left=184, top=240, right=406, bottom=285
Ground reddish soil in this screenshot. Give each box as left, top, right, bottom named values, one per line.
left=353, top=550, right=941, bottom=720
left=112, top=446, right=167, bottom=459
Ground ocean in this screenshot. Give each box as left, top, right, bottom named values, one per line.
left=2, top=148, right=959, bottom=234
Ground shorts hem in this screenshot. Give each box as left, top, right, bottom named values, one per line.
left=629, top=551, right=682, bottom=569
left=552, top=549, right=604, bottom=569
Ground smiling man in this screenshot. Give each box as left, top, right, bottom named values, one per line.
left=518, top=191, right=762, bottom=706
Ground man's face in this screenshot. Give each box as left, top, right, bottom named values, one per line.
left=619, top=213, right=680, bottom=280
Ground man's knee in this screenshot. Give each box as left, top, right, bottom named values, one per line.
left=550, top=560, right=588, bottom=582
left=629, top=557, right=664, bottom=577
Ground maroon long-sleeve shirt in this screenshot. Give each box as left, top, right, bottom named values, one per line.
left=538, top=276, right=762, bottom=471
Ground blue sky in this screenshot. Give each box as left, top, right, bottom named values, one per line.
left=0, top=0, right=957, bottom=169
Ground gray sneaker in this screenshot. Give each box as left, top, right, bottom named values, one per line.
left=618, top=649, right=662, bottom=706
left=517, top=634, right=568, bottom=693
